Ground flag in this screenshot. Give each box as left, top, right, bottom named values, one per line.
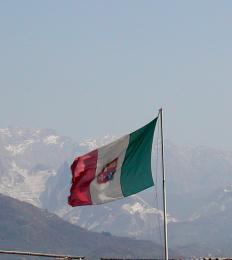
left=68, top=118, right=157, bottom=206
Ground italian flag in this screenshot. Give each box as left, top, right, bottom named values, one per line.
left=68, top=118, right=157, bottom=206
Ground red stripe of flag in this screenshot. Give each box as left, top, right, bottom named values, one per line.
left=68, top=150, right=98, bottom=206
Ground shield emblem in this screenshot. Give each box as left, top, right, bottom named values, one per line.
left=97, top=158, right=118, bottom=184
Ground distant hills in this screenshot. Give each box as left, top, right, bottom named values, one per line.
left=162, top=186, right=232, bottom=257
left=0, top=194, right=167, bottom=260
left=0, top=127, right=232, bottom=257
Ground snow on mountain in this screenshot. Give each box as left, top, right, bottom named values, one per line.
left=122, top=195, right=177, bottom=224
left=0, top=160, right=53, bottom=206
left=43, top=135, right=60, bottom=145
left=5, top=139, right=34, bottom=155
left=0, top=127, right=80, bottom=206
left=58, top=194, right=177, bottom=241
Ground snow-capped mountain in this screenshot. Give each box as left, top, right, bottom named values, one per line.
left=0, top=127, right=178, bottom=242
left=45, top=184, right=177, bottom=241
left=0, top=127, right=81, bottom=206
left=38, top=131, right=232, bottom=244
left=1, top=127, right=232, bottom=255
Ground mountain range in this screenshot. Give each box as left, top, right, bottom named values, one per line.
left=0, top=127, right=232, bottom=257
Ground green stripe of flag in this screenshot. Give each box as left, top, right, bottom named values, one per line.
left=120, top=118, right=157, bottom=197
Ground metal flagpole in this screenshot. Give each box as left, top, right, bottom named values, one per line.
left=159, top=108, right=169, bottom=260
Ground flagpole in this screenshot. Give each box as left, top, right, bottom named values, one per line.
left=159, top=108, right=168, bottom=260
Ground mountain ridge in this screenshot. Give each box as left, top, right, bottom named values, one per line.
left=0, top=127, right=232, bottom=257
left=0, top=193, right=169, bottom=260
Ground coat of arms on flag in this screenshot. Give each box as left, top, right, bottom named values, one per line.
left=97, top=158, right=118, bottom=184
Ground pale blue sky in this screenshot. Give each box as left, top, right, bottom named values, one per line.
left=0, top=1, right=232, bottom=149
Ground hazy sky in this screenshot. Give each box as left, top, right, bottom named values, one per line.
left=0, top=1, right=232, bottom=149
